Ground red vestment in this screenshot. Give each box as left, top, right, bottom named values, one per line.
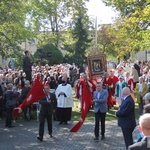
left=125, top=77, right=134, bottom=90
left=108, top=75, right=119, bottom=105
left=103, top=77, right=114, bottom=107
left=71, top=78, right=93, bottom=132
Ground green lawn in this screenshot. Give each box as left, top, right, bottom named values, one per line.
left=72, top=99, right=139, bottom=122
left=72, top=99, right=117, bottom=121
left=0, top=98, right=139, bottom=123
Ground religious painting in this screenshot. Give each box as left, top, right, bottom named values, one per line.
left=87, top=53, right=107, bottom=78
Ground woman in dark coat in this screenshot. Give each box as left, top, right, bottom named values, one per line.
left=5, top=83, right=19, bottom=128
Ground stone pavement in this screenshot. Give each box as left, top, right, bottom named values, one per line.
left=0, top=118, right=126, bottom=150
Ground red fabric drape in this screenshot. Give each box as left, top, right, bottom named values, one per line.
left=70, top=80, right=93, bottom=132
left=13, top=78, right=45, bottom=120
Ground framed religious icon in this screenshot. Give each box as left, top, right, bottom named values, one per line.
left=87, top=53, right=107, bottom=78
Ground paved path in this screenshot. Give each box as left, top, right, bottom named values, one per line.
left=0, top=119, right=126, bottom=150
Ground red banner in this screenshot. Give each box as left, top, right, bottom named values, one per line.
left=13, top=78, right=45, bottom=119
left=70, top=81, right=93, bottom=132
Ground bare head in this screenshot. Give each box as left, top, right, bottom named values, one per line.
left=25, top=50, right=30, bottom=57
left=24, top=80, right=30, bottom=87
left=7, top=83, right=13, bottom=90
left=143, top=104, right=150, bottom=114
left=139, top=113, right=150, bottom=136
left=125, top=72, right=130, bottom=78
left=122, top=87, right=131, bottom=97
left=44, top=84, right=50, bottom=95
left=139, top=76, right=144, bottom=83
left=62, top=73, right=68, bottom=83
left=104, top=72, right=109, bottom=78
left=143, top=92, right=150, bottom=105
left=96, top=82, right=103, bottom=91
left=109, top=69, right=115, bottom=76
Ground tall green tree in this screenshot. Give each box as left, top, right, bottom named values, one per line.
left=34, top=43, right=63, bottom=65
left=70, top=13, right=91, bottom=68
left=0, top=0, right=33, bottom=58
left=28, top=0, right=92, bottom=51
left=28, top=0, right=76, bottom=47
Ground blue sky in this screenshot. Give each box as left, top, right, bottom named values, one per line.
left=86, top=0, right=119, bottom=25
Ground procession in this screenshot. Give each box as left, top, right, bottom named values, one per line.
left=1, top=0, right=150, bottom=150
left=0, top=48, right=150, bottom=150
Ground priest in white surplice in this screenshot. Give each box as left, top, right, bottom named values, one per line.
left=55, top=76, right=73, bottom=125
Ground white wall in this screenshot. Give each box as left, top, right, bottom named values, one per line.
left=0, top=40, right=37, bottom=68
left=131, top=50, right=150, bottom=61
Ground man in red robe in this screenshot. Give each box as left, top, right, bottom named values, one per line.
left=75, top=73, right=93, bottom=111
left=71, top=73, right=94, bottom=132
left=108, top=69, right=119, bottom=105
left=102, top=72, right=114, bottom=109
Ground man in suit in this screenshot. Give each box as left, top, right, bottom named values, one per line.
left=0, top=84, right=3, bottom=119
left=93, top=82, right=108, bottom=141
left=37, top=84, right=57, bottom=141
left=5, top=83, right=19, bottom=128
left=128, top=113, right=150, bottom=150
left=21, top=80, right=31, bottom=121
left=116, top=87, right=136, bottom=149
left=23, top=50, right=32, bottom=83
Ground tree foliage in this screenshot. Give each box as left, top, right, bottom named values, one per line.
left=100, top=0, right=150, bottom=58
left=97, top=25, right=116, bottom=54
left=0, top=0, right=33, bottom=58
left=34, top=43, right=63, bottom=65
left=64, top=7, right=92, bottom=68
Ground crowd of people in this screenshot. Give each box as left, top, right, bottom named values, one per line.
left=0, top=51, right=150, bottom=149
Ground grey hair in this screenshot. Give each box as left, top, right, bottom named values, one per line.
left=7, top=83, right=13, bottom=89
left=24, top=80, right=30, bottom=85
left=122, top=87, right=130, bottom=96
left=139, top=113, right=150, bottom=130
left=143, top=92, right=150, bottom=101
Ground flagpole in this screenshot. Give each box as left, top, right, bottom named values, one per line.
left=95, top=16, right=97, bottom=45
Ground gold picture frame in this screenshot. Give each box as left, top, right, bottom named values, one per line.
left=87, top=53, right=107, bottom=78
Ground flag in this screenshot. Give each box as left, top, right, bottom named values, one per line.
left=70, top=99, right=90, bottom=132
left=13, top=78, right=46, bottom=120
left=70, top=81, right=93, bottom=132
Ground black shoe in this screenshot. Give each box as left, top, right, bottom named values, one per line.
left=37, top=136, right=43, bottom=141
left=64, top=122, right=68, bottom=125
left=30, top=116, right=35, bottom=120
left=8, top=125, right=15, bottom=128
left=50, top=134, right=53, bottom=138
left=25, top=117, right=30, bottom=121
left=101, top=135, right=105, bottom=140
left=59, top=121, right=63, bottom=125
left=94, top=137, right=99, bottom=141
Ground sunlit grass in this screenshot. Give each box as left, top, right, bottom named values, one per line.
left=0, top=95, right=139, bottom=123
left=72, top=98, right=117, bottom=121
left=72, top=97, right=139, bottom=121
